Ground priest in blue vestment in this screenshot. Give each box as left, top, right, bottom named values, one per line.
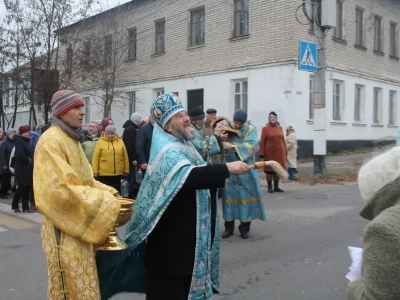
left=124, top=93, right=249, bottom=300
left=220, top=109, right=267, bottom=239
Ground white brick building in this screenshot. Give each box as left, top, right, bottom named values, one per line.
left=57, top=0, right=400, bottom=155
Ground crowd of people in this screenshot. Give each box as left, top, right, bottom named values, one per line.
left=0, top=89, right=302, bottom=299
left=0, top=123, right=51, bottom=213
left=2, top=88, right=395, bottom=300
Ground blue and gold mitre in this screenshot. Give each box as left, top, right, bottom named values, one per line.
left=150, top=93, right=185, bottom=127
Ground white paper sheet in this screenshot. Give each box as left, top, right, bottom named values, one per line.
left=346, top=246, right=363, bottom=281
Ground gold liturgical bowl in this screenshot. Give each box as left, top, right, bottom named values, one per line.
left=97, top=198, right=135, bottom=251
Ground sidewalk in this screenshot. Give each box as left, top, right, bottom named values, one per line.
left=296, top=145, right=393, bottom=174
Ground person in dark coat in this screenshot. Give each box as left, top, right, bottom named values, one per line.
left=11, top=126, right=34, bottom=213
left=122, top=112, right=142, bottom=197
left=0, top=128, right=16, bottom=198
left=135, top=116, right=154, bottom=177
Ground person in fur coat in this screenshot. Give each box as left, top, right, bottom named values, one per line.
left=347, top=146, right=400, bottom=299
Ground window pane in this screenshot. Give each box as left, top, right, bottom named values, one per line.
left=355, top=9, right=363, bottom=45
left=235, top=82, right=240, bottom=93
left=373, top=90, right=379, bottom=123
left=335, top=1, right=343, bottom=39
left=191, top=10, right=205, bottom=46
left=128, top=29, right=136, bottom=59
left=242, top=81, right=248, bottom=93
left=155, top=21, right=165, bottom=54
left=242, top=93, right=248, bottom=111
left=374, top=17, right=381, bottom=51
left=390, top=23, right=397, bottom=57
left=234, top=0, right=249, bottom=36
left=235, top=94, right=241, bottom=110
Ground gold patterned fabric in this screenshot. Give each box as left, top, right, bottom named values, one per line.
left=33, top=126, right=121, bottom=300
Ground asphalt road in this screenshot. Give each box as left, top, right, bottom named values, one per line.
left=0, top=183, right=367, bottom=300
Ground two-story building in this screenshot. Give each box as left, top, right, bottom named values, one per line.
left=58, top=0, right=400, bottom=155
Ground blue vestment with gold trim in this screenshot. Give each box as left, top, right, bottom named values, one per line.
left=125, top=124, right=221, bottom=300
left=220, top=123, right=266, bottom=222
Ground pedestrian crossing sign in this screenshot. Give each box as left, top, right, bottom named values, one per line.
left=299, top=40, right=318, bottom=72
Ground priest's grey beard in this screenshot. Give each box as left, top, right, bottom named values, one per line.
left=171, top=124, right=196, bottom=141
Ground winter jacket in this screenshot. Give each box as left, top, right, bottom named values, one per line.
left=122, top=120, right=139, bottom=165
left=14, top=136, right=33, bottom=186
left=0, top=136, right=16, bottom=174
left=81, top=133, right=100, bottom=163
left=136, top=122, right=153, bottom=166
left=347, top=147, right=400, bottom=300
left=92, top=133, right=129, bottom=176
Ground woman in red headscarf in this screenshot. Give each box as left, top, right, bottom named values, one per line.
left=259, top=111, right=287, bottom=193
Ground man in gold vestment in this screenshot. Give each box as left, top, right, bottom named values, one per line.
left=33, top=90, right=121, bottom=300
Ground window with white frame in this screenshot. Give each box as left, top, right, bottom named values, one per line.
left=334, top=0, right=344, bottom=39
left=355, top=8, right=364, bottom=46
left=233, top=0, right=249, bottom=37
left=309, top=75, right=315, bottom=119
left=389, top=91, right=397, bottom=125
left=234, top=80, right=248, bottom=111
left=190, top=8, right=205, bottom=46
left=83, top=96, right=90, bottom=123
left=374, top=16, right=383, bottom=52
left=354, top=84, right=365, bottom=122
left=155, top=20, right=165, bottom=54
left=128, top=28, right=137, bottom=60
left=127, top=92, right=136, bottom=117
left=373, top=88, right=383, bottom=124
left=390, top=22, right=398, bottom=57
left=332, top=81, right=344, bottom=121
left=154, top=88, right=164, bottom=98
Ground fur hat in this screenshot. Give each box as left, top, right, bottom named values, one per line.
left=150, top=93, right=185, bottom=127
left=19, top=125, right=30, bottom=135
left=105, top=125, right=116, bottom=134
left=189, top=107, right=205, bottom=121
left=51, top=90, right=84, bottom=117
left=233, top=109, right=247, bottom=123
left=131, top=113, right=142, bottom=126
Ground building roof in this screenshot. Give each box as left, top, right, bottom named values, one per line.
left=57, top=0, right=145, bottom=34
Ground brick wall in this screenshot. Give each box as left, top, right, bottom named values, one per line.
left=59, top=0, right=400, bottom=91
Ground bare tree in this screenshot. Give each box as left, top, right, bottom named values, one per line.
left=0, top=23, right=10, bottom=129
left=71, top=5, right=132, bottom=118
left=3, top=0, right=95, bottom=124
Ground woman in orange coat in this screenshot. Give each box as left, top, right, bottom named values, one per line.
left=259, top=111, right=287, bottom=193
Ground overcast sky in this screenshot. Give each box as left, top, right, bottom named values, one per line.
left=0, top=0, right=131, bottom=20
